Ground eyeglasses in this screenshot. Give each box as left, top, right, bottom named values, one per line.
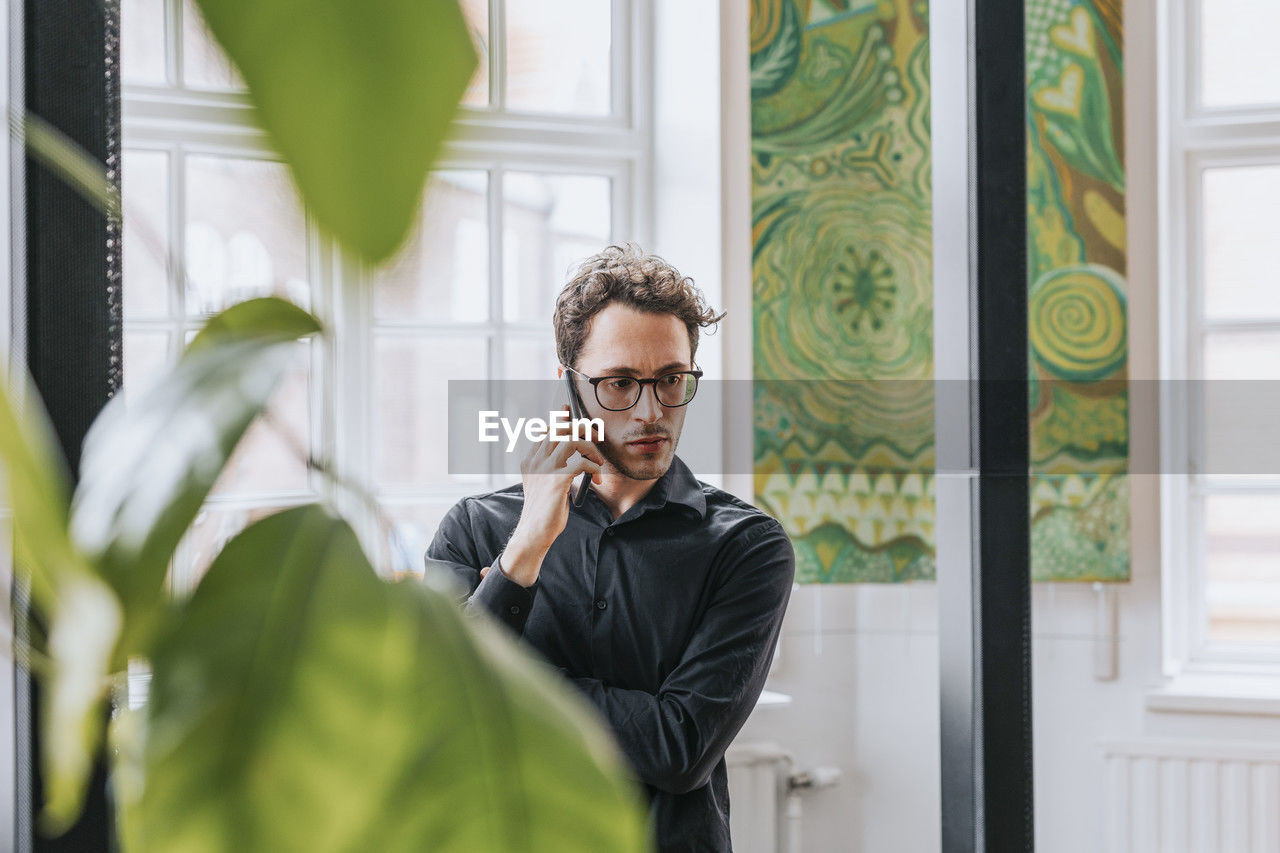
left=564, top=365, right=703, bottom=412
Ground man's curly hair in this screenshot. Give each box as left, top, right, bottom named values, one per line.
left=553, top=243, right=725, bottom=370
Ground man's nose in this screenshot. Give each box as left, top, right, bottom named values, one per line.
left=633, top=385, right=663, bottom=423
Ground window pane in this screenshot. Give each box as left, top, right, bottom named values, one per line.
left=1204, top=493, right=1280, bottom=645
left=505, top=336, right=558, bottom=379
left=1200, top=0, right=1280, bottom=109
left=122, top=0, right=167, bottom=84
left=373, top=171, right=488, bottom=322
left=1203, top=331, right=1280, bottom=379
left=185, top=155, right=310, bottom=315
left=502, top=172, right=610, bottom=323
left=209, top=341, right=313, bottom=497
left=459, top=0, right=490, bottom=107
left=123, top=150, right=171, bottom=318
left=181, top=0, right=244, bottom=90
left=1200, top=333, right=1280, bottom=474
left=505, top=0, right=611, bottom=115
left=373, top=337, right=489, bottom=488
left=123, top=331, right=170, bottom=407
left=1203, top=164, right=1280, bottom=321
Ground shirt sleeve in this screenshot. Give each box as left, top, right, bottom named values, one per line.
left=561, top=518, right=795, bottom=795
left=424, top=498, right=540, bottom=637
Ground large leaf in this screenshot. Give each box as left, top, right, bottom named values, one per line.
left=0, top=379, right=123, bottom=834
left=69, top=298, right=321, bottom=660
left=39, top=575, right=121, bottom=836
left=117, top=506, right=651, bottom=852
left=191, top=0, right=477, bottom=264
left=0, top=377, right=83, bottom=607
left=184, top=295, right=321, bottom=357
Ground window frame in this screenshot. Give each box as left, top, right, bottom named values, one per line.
left=122, top=0, right=653, bottom=580
left=1158, top=0, right=1280, bottom=681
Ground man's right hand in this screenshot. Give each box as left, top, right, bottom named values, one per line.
left=499, top=409, right=604, bottom=587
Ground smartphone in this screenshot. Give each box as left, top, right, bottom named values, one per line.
left=563, top=372, right=593, bottom=506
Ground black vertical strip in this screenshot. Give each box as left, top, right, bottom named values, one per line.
left=19, top=0, right=121, bottom=850
left=973, top=0, right=1032, bottom=850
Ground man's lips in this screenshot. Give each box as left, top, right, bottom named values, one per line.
left=625, top=437, right=668, bottom=451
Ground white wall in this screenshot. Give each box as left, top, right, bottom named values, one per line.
left=716, top=0, right=1280, bottom=851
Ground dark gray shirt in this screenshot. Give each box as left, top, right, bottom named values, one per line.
left=425, top=454, right=795, bottom=852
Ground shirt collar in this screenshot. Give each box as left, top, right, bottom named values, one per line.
left=642, top=454, right=707, bottom=521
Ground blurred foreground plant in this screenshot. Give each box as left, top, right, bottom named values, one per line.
left=2, top=0, right=653, bottom=848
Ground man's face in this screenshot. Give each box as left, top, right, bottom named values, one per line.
left=566, top=302, right=693, bottom=481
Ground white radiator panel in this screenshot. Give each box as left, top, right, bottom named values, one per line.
left=727, top=741, right=790, bottom=853
left=1102, top=739, right=1280, bottom=853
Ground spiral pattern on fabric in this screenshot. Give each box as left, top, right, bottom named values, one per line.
left=1029, top=265, right=1126, bottom=381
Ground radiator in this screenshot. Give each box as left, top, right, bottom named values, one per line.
left=1102, top=739, right=1280, bottom=853
left=727, top=741, right=791, bottom=853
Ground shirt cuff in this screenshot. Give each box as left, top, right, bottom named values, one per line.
left=464, top=553, right=538, bottom=636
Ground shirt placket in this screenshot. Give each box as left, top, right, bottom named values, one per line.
left=589, top=521, right=617, bottom=679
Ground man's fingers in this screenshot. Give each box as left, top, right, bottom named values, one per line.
left=547, top=435, right=574, bottom=467
left=480, top=565, right=490, bottom=578
left=573, top=437, right=606, bottom=466
left=532, top=429, right=559, bottom=461
left=550, top=436, right=604, bottom=467
left=566, top=453, right=603, bottom=485
left=519, top=430, right=547, bottom=472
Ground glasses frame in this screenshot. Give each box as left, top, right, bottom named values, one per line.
left=563, top=365, right=704, bottom=412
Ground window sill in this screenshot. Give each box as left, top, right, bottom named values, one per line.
left=1145, top=673, right=1280, bottom=717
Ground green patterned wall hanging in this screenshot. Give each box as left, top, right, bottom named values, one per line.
left=1026, top=0, right=1129, bottom=581
left=751, top=0, right=935, bottom=583
left=750, top=0, right=1130, bottom=583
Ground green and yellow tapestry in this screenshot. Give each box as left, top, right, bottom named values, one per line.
left=750, top=0, right=1129, bottom=583
left=1026, top=0, right=1128, bottom=581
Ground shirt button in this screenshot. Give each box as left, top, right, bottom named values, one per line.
left=595, top=599, right=608, bottom=611
left=508, top=605, right=521, bottom=615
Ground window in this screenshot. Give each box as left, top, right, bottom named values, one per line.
left=1160, top=0, right=1280, bottom=678
left=121, top=0, right=651, bottom=587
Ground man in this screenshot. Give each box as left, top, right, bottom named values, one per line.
left=427, top=244, right=795, bottom=851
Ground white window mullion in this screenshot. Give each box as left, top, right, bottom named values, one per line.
left=611, top=0, right=632, bottom=125
left=488, top=163, right=506, bottom=488
left=170, top=141, right=186, bottom=322
left=304, top=212, right=328, bottom=500
left=165, top=0, right=181, bottom=89
left=334, top=246, right=380, bottom=561
left=491, top=0, right=506, bottom=113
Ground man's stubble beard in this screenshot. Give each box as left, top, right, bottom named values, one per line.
left=596, top=430, right=681, bottom=481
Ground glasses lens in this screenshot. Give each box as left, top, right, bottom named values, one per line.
left=595, top=377, right=642, bottom=410
left=656, top=372, right=697, bottom=406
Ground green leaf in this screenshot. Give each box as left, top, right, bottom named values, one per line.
left=0, top=379, right=123, bottom=834
left=119, top=506, right=652, bottom=852
left=16, top=108, right=120, bottom=219
left=185, top=296, right=322, bottom=358
left=39, top=575, right=122, bottom=837
left=0, top=377, right=84, bottom=608
left=69, top=300, right=321, bottom=660
left=190, top=0, right=477, bottom=264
